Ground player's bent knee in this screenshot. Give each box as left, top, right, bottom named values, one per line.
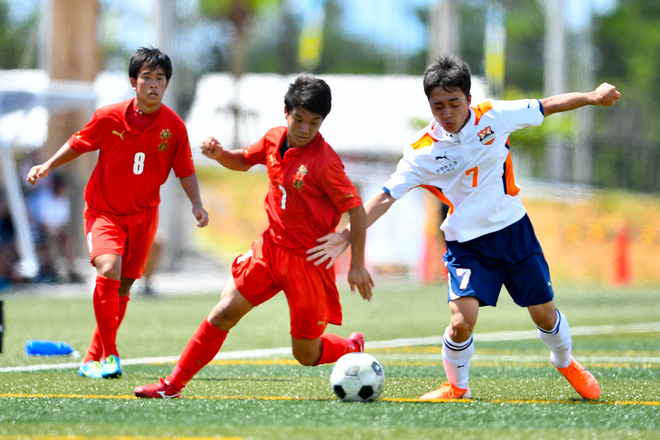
left=291, top=343, right=321, bottom=366
left=448, top=320, right=474, bottom=342
left=293, top=350, right=319, bottom=366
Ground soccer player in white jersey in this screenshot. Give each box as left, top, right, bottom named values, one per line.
left=307, top=55, right=620, bottom=401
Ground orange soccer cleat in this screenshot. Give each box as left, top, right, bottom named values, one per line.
left=134, top=378, right=181, bottom=399
left=418, top=381, right=471, bottom=401
left=553, top=356, right=600, bottom=400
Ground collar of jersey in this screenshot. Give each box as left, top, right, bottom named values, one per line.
left=123, top=98, right=162, bottom=134
left=431, top=108, right=476, bottom=145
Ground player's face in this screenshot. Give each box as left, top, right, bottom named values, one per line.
left=284, top=106, right=324, bottom=148
left=130, top=64, right=169, bottom=113
left=428, top=86, right=472, bottom=134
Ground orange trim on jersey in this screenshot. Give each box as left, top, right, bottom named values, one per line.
left=503, top=138, right=520, bottom=197
left=420, top=185, right=454, bottom=215
left=473, top=101, right=493, bottom=125
left=411, top=132, right=436, bottom=150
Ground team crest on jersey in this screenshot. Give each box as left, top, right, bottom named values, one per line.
left=269, top=154, right=277, bottom=167
left=158, top=129, right=172, bottom=151
left=293, top=164, right=308, bottom=190
left=478, top=126, right=495, bottom=145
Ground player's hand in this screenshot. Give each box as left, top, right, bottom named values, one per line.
left=26, top=164, right=49, bottom=185
left=306, top=232, right=350, bottom=268
left=348, top=265, right=374, bottom=302
left=192, top=204, right=209, bottom=228
left=200, top=137, right=224, bottom=161
left=593, top=83, right=621, bottom=106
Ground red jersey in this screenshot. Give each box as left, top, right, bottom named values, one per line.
left=243, top=127, right=362, bottom=256
left=68, top=98, right=195, bottom=215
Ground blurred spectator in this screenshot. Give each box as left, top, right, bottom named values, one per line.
left=140, top=230, right=165, bottom=296
left=0, top=192, right=21, bottom=289
left=26, top=173, right=83, bottom=283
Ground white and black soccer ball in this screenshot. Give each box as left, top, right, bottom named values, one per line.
left=330, top=352, right=385, bottom=402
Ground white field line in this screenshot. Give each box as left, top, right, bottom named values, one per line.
left=2, top=322, right=659, bottom=373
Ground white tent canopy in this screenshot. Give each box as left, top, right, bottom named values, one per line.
left=186, top=73, right=487, bottom=155
left=0, top=70, right=98, bottom=277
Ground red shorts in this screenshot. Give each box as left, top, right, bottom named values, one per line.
left=84, top=205, right=159, bottom=279
left=232, top=231, right=342, bottom=340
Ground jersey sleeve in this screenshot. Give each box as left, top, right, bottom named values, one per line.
left=494, top=99, right=545, bottom=132
left=318, top=159, right=362, bottom=214
left=67, top=110, right=104, bottom=153
left=382, top=146, right=423, bottom=200
left=172, top=125, right=195, bottom=178
left=242, top=134, right=269, bottom=166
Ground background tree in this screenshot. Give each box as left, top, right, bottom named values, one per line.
left=0, top=0, right=37, bottom=69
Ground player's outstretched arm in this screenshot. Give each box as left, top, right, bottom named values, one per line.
left=26, top=142, right=80, bottom=185
left=307, top=191, right=396, bottom=267
left=200, top=136, right=251, bottom=171
left=541, top=82, right=621, bottom=117
left=179, top=173, right=209, bottom=228
left=346, top=205, right=374, bottom=302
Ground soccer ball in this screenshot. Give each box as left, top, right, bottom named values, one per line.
left=330, top=352, right=385, bottom=402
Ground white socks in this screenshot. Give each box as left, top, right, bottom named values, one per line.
left=537, top=309, right=572, bottom=369
left=442, top=327, right=474, bottom=389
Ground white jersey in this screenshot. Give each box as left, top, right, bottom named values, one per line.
left=383, top=99, right=544, bottom=242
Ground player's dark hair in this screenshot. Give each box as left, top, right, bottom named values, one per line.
left=423, top=54, right=471, bottom=99
left=284, top=73, right=332, bottom=119
left=128, top=47, right=173, bottom=81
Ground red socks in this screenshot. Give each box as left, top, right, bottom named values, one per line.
left=315, top=334, right=359, bottom=366
left=84, top=292, right=129, bottom=363
left=168, top=318, right=228, bottom=390
left=90, top=275, right=122, bottom=359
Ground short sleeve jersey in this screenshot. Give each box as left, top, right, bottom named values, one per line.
left=243, top=127, right=362, bottom=256
left=68, top=98, right=195, bottom=215
left=383, top=99, right=544, bottom=243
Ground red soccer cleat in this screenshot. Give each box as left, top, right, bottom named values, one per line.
left=553, top=356, right=600, bottom=400
left=348, top=332, right=365, bottom=352
left=134, top=378, right=181, bottom=399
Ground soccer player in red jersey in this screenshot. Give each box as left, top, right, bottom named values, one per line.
left=134, top=74, right=374, bottom=399
left=26, top=47, right=209, bottom=379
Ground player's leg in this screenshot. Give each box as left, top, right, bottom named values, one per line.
left=282, top=248, right=363, bottom=367
left=528, top=301, right=600, bottom=399
left=82, top=277, right=132, bottom=365
left=79, top=209, right=127, bottom=377
left=134, top=278, right=253, bottom=398
left=419, top=296, right=478, bottom=400
left=291, top=332, right=364, bottom=367
left=505, top=217, right=599, bottom=400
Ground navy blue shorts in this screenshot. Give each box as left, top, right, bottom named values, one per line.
left=443, top=214, right=554, bottom=308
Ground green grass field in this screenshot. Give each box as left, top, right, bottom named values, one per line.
left=1, top=283, right=659, bottom=439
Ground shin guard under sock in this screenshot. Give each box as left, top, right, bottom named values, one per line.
left=168, top=318, right=228, bottom=390
left=92, top=276, right=122, bottom=358
left=442, top=328, right=474, bottom=390
left=314, top=333, right=356, bottom=366
left=538, top=309, right=572, bottom=369
left=84, top=293, right=130, bottom=363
